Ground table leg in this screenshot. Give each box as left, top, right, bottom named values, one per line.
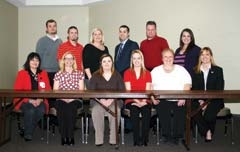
left=182, top=99, right=191, bottom=151
left=114, top=101, right=119, bottom=149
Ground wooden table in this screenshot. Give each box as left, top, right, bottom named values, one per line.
left=1, top=89, right=240, bottom=150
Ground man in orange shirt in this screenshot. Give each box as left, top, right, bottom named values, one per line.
left=57, top=26, right=84, bottom=71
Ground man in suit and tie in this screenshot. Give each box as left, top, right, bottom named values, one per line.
left=114, top=25, right=139, bottom=76
left=114, top=25, right=139, bottom=134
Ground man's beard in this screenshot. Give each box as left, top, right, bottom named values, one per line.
left=71, top=37, right=78, bottom=42
left=49, top=31, right=57, bottom=35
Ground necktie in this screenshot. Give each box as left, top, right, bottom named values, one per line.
left=116, top=43, right=123, bottom=61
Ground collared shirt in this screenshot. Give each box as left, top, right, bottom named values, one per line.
left=200, top=64, right=211, bottom=90
left=120, top=39, right=128, bottom=49
left=47, top=34, right=59, bottom=41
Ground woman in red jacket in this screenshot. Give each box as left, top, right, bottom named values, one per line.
left=14, top=52, right=51, bottom=141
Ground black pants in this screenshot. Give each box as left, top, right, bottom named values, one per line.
left=155, top=100, right=185, bottom=138
left=126, top=103, right=151, bottom=144
left=192, top=100, right=223, bottom=136
left=56, top=99, right=79, bottom=138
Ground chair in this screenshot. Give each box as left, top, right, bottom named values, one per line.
left=224, top=102, right=240, bottom=145
left=120, top=108, right=160, bottom=145
left=194, top=107, right=232, bottom=143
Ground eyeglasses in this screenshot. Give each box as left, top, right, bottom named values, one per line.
left=64, top=57, right=74, bottom=61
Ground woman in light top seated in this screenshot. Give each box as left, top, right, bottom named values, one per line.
left=14, top=52, right=51, bottom=141
left=53, top=52, right=84, bottom=146
left=151, top=48, right=192, bottom=145
left=192, top=47, right=224, bottom=142
left=124, top=50, right=152, bottom=146
left=88, top=54, right=125, bottom=146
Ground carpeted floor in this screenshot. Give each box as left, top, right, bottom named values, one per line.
left=1, top=115, right=240, bottom=152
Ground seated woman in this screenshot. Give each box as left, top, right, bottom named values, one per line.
left=192, top=47, right=224, bottom=142
left=14, top=52, right=51, bottom=141
left=53, top=52, right=84, bottom=146
left=124, top=50, right=152, bottom=146
left=151, top=48, right=192, bottom=145
left=89, top=54, right=125, bottom=146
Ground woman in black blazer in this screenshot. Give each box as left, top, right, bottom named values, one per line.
left=192, top=47, right=224, bottom=142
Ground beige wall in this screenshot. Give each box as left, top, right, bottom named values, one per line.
left=18, top=6, right=89, bottom=69
left=89, top=0, right=240, bottom=89
left=0, top=1, right=18, bottom=89
left=2, top=0, right=239, bottom=89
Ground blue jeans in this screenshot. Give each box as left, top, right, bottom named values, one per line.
left=20, top=102, right=45, bottom=137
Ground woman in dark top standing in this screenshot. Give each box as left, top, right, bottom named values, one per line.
left=192, top=47, right=224, bottom=142
left=89, top=54, right=125, bottom=146
left=174, top=28, right=201, bottom=77
left=83, top=28, right=109, bottom=81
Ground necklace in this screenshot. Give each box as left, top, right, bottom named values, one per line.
left=31, top=72, right=38, bottom=81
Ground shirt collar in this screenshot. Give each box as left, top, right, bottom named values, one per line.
left=120, top=39, right=128, bottom=46
left=200, top=64, right=211, bottom=72
left=47, top=34, right=59, bottom=41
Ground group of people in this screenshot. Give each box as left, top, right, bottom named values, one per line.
left=13, top=19, right=224, bottom=147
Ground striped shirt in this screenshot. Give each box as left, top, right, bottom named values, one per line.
left=174, top=53, right=186, bottom=67
left=57, top=40, right=83, bottom=71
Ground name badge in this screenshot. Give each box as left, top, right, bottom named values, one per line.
left=39, top=82, right=46, bottom=88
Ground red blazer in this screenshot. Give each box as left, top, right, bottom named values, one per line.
left=13, top=70, right=51, bottom=113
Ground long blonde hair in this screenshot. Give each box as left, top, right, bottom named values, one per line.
left=195, top=47, right=216, bottom=73
left=59, top=51, right=78, bottom=72
left=130, top=50, right=147, bottom=76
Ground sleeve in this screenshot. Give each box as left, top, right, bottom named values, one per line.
left=53, top=72, right=60, bottom=81
left=145, top=71, right=152, bottom=83
left=88, top=74, right=97, bottom=90
left=105, top=46, right=109, bottom=54
left=116, top=72, right=125, bottom=90
left=132, top=41, right=139, bottom=50
left=41, top=71, right=51, bottom=90
left=182, top=67, right=192, bottom=85
left=216, top=67, right=224, bottom=90
left=78, top=71, right=85, bottom=80
left=14, top=71, right=25, bottom=90
left=82, top=44, right=91, bottom=69
left=191, top=73, right=199, bottom=90
left=162, top=38, right=169, bottom=49
left=123, top=69, right=131, bottom=82
left=35, top=39, right=43, bottom=57
left=57, top=44, right=64, bottom=61
left=13, top=71, right=29, bottom=109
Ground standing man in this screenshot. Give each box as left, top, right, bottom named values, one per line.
left=140, top=21, right=169, bottom=71
left=57, top=26, right=84, bottom=71
left=114, top=25, right=139, bottom=76
left=36, top=19, right=62, bottom=87
left=114, top=25, right=139, bottom=134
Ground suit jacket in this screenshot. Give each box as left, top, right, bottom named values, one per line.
left=114, top=39, right=139, bottom=76
left=192, top=65, right=224, bottom=108
left=13, top=70, right=51, bottom=112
